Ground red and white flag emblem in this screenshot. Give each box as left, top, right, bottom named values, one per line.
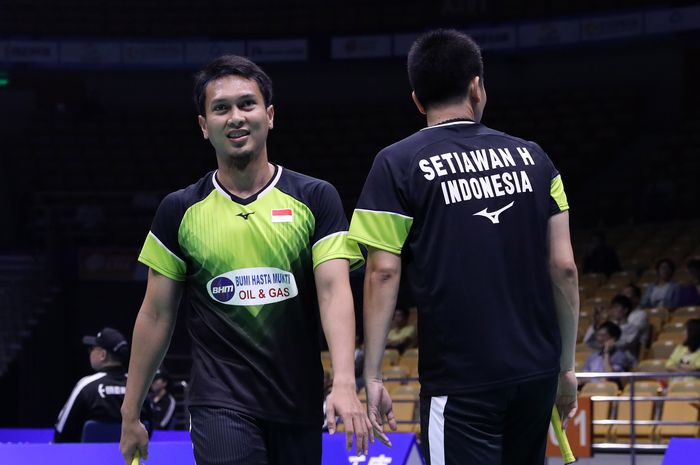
left=271, top=208, right=293, bottom=223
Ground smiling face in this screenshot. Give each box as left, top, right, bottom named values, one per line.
left=198, top=75, right=274, bottom=169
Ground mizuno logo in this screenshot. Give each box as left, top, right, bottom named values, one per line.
left=237, top=212, right=255, bottom=220
left=473, top=201, right=515, bottom=224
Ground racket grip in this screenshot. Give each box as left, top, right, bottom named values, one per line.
left=551, top=406, right=576, bottom=464
left=131, top=450, right=140, bottom=465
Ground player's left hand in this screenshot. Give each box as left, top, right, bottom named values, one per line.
left=325, top=380, right=372, bottom=456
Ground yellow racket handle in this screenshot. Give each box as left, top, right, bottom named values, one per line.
left=551, top=406, right=576, bottom=464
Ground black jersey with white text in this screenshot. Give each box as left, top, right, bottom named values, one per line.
left=348, top=121, right=569, bottom=396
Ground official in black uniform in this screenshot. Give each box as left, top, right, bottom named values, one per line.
left=149, top=367, right=177, bottom=430
left=54, top=327, right=140, bottom=442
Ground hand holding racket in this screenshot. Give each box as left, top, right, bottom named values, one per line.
left=551, top=405, right=576, bottom=464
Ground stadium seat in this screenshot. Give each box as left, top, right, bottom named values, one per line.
left=580, top=273, right=605, bottom=289
left=382, top=348, right=400, bottom=368
left=320, top=350, right=332, bottom=373
left=655, top=332, right=685, bottom=345
left=580, top=381, right=619, bottom=441
left=607, top=271, right=635, bottom=287
left=654, top=389, right=700, bottom=443
left=670, top=314, right=697, bottom=325
left=392, top=389, right=419, bottom=432
left=648, top=340, right=677, bottom=360
left=383, top=365, right=408, bottom=394
left=635, top=359, right=668, bottom=374
left=81, top=420, right=123, bottom=442
left=674, top=306, right=700, bottom=319
left=662, top=321, right=687, bottom=333
left=397, top=348, right=419, bottom=377
left=610, top=381, right=660, bottom=443
left=668, top=379, right=700, bottom=393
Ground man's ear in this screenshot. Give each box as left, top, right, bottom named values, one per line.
left=411, top=91, right=426, bottom=115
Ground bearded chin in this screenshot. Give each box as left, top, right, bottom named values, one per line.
left=231, top=152, right=254, bottom=170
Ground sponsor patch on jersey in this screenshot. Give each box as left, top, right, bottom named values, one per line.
left=207, top=267, right=298, bottom=306
left=271, top=208, right=293, bottom=223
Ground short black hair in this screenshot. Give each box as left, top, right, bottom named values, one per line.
left=655, top=258, right=675, bottom=274
left=611, top=294, right=634, bottom=314
left=624, top=283, right=642, bottom=299
left=685, top=319, right=700, bottom=353
left=193, top=55, right=273, bottom=115
left=599, top=321, right=622, bottom=340
left=407, top=29, right=483, bottom=110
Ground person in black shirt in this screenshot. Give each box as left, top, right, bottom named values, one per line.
left=349, top=29, right=579, bottom=465
left=149, top=367, right=177, bottom=430
left=54, top=327, right=146, bottom=442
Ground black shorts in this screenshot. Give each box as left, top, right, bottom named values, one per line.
left=189, top=406, right=321, bottom=465
left=419, top=374, right=558, bottom=465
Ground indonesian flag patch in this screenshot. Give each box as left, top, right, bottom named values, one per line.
left=271, top=208, right=293, bottom=223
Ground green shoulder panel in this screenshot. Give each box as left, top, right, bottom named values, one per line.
left=348, top=208, right=413, bottom=254
left=550, top=174, right=569, bottom=212
left=138, top=231, right=187, bottom=281
left=312, top=231, right=364, bottom=271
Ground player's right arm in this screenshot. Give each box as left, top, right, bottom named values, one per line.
left=120, top=268, right=183, bottom=464
left=548, top=211, right=579, bottom=425
left=363, top=246, right=401, bottom=439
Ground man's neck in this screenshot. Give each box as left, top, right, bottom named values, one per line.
left=217, top=154, right=274, bottom=198
left=426, top=104, right=477, bottom=127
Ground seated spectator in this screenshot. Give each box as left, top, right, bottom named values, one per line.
left=582, top=322, right=635, bottom=385
left=149, top=367, right=176, bottom=430
left=678, top=259, right=700, bottom=306
left=386, top=308, right=416, bottom=353
left=608, top=294, right=642, bottom=360
left=582, top=231, right=621, bottom=277
left=640, top=258, right=681, bottom=309
left=665, top=319, right=700, bottom=379
left=54, top=327, right=151, bottom=442
left=583, top=304, right=609, bottom=351
left=621, top=284, right=651, bottom=348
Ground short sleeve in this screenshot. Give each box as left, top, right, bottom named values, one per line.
left=348, top=150, right=414, bottom=254
left=138, top=193, right=188, bottom=281
left=309, top=181, right=364, bottom=271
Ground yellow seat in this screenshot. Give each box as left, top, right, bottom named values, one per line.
left=648, top=340, right=677, bottom=359
left=581, top=381, right=619, bottom=441
left=668, top=379, right=700, bottom=393
left=321, top=350, right=332, bottom=373
left=392, top=389, right=419, bottom=432
left=662, top=321, right=687, bottom=333
left=635, top=359, right=668, bottom=373
left=383, top=365, right=408, bottom=394
left=610, top=381, right=660, bottom=443
left=580, top=273, right=606, bottom=290
left=673, top=306, right=700, bottom=318
left=669, top=314, right=697, bottom=325
left=655, top=389, right=700, bottom=442
left=607, top=271, right=635, bottom=287
left=382, top=348, right=400, bottom=368
left=398, top=348, right=419, bottom=377
left=655, top=332, right=685, bottom=344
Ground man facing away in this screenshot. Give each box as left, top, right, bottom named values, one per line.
left=348, top=29, right=579, bottom=465
left=119, top=55, right=373, bottom=465
left=54, top=327, right=139, bottom=442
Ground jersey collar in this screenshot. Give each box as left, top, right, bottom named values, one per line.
left=212, top=164, right=283, bottom=205
left=420, top=119, right=476, bottom=131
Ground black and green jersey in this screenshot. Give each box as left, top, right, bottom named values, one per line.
left=139, top=165, right=363, bottom=425
left=349, top=121, right=569, bottom=396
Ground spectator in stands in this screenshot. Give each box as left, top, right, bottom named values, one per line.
left=54, top=327, right=150, bottom=442
left=582, top=231, right=622, bottom=277
left=149, top=367, right=176, bottom=430
left=621, top=284, right=651, bottom=348
left=583, top=304, right=609, bottom=350
left=640, top=258, right=681, bottom=308
left=665, top=318, right=700, bottom=376
left=607, top=294, right=642, bottom=361
left=678, top=259, right=700, bottom=306
left=385, top=308, right=416, bottom=353
left=582, top=321, right=634, bottom=385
